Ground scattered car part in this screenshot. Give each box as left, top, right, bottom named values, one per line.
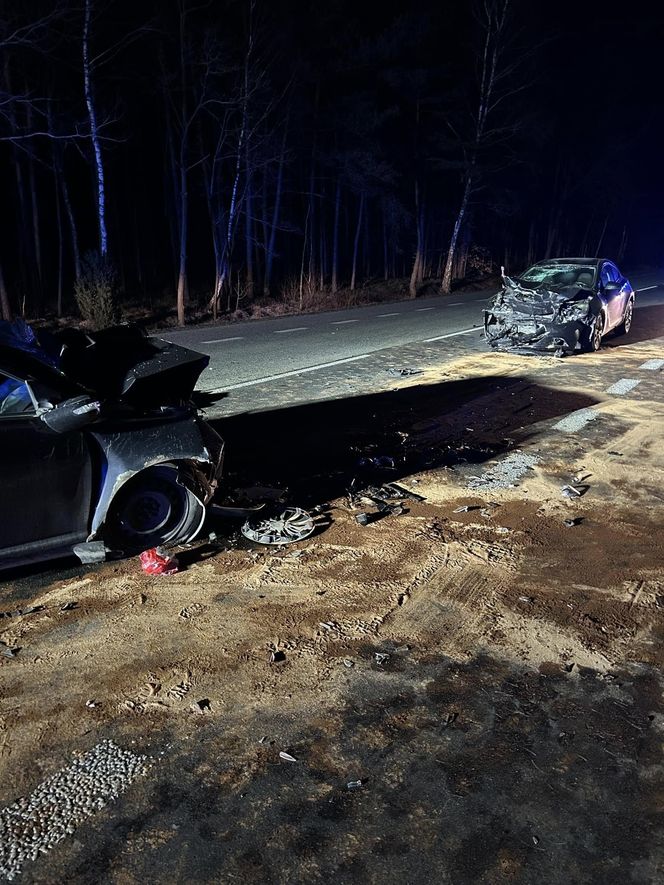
left=279, top=751, right=297, bottom=763
left=484, top=258, right=634, bottom=355
left=561, top=484, right=583, bottom=498
left=387, top=367, right=423, bottom=377
left=139, top=546, right=179, bottom=576
left=241, top=507, right=316, bottom=545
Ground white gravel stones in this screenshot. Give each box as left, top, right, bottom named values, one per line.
left=552, top=408, right=599, bottom=433
left=467, top=452, right=540, bottom=490
left=605, top=378, right=641, bottom=395
left=0, top=740, right=151, bottom=881
left=638, top=359, right=664, bottom=370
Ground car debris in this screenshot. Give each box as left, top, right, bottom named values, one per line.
left=386, top=367, right=423, bottom=377
left=279, top=751, right=298, bottom=763
left=59, top=601, right=77, bottom=612
left=0, top=642, right=20, bottom=658
left=355, top=512, right=372, bottom=526
left=139, top=547, right=180, bottom=575
left=0, top=604, right=43, bottom=619
left=346, top=779, right=364, bottom=790
left=241, top=507, right=316, bottom=545
left=343, top=659, right=355, bottom=668
left=0, top=320, right=224, bottom=571
left=561, top=484, right=583, bottom=498
left=374, top=652, right=390, bottom=665
left=484, top=259, right=634, bottom=354
left=564, top=518, right=582, bottom=527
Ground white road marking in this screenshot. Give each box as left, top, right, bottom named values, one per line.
left=606, top=378, right=641, bottom=395
left=206, top=354, right=371, bottom=392
left=448, top=302, right=464, bottom=305
left=636, top=285, right=659, bottom=292
left=377, top=312, right=400, bottom=317
left=639, top=358, right=664, bottom=370
left=423, top=327, right=477, bottom=342
left=274, top=326, right=308, bottom=334
left=201, top=336, right=244, bottom=344
left=553, top=408, right=599, bottom=433
left=416, top=307, right=435, bottom=311
left=330, top=319, right=359, bottom=325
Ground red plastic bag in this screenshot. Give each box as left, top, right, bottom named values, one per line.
left=139, top=546, right=179, bottom=576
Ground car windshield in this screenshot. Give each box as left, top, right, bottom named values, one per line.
left=518, top=263, right=596, bottom=289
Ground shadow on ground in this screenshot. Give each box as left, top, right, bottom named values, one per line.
left=57, top=647, right=663, bottom=885
left=211, top=373, right=600, bottom=505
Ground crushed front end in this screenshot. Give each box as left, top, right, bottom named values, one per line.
left=484, top=279, right=597, bottom=354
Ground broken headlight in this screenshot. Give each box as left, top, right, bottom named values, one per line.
left=557, top=298, right=591, bottom=321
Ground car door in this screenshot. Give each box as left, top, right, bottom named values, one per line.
left=0, top=373, right=93, bottom=566
left=600, top=262, right=624, bottom=328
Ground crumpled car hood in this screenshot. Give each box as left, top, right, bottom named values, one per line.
left=0, top=321, right=209, bottom=407
left=484, top=276, right=597, bottom=353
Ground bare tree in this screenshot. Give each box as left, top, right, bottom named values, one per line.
left=441, top=0, right=524, bottom=294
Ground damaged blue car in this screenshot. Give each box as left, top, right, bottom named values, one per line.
left=484, top=258, right=635, bottom=354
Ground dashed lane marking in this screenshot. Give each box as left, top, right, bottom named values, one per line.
left=203, top=354, right=371, bottom=392
left=423, top=328, right=477, bottom=342
left=273, top=327, right=308, bottom=334
left=330, top=319, right=359, bottom=325
left=201, top=336, right=244, bottom=344
left=376, top=312, right=400, bottom=317
left=639, top=358, right=664, bottom=370
left=606, top=378, right=641, bottom=395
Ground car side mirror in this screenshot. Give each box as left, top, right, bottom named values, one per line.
left=40, top=395, right=101, bottom=433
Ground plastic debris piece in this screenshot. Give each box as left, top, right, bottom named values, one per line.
left=387, top=367, right=423, bottom=377
left=561, top=484, right=582, bottom=498
left=347, top=780, right=364, bottom=790
left=355, top=512, right=371, bottom=526
left=73, top=540, right=108, bottom=564
left=374, top=652, right=390, bottom=665
left=139, top=546, right=179, bottom=575
left=59, top=601, right=77, bottom=612
left=0, top=604, right=43, bottom=619
left=279, top=751, right=297, bottom=763
left=1, top=644, right=20, bottom=658
left=343, top=659, right=355, bottom=669
left=85, top=700, right=97, bottom=708
left=564, top=518, right=580, bottom=527
left=241, top=507, right=315, bottom=545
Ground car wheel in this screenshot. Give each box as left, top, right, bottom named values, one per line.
left=586, top=312, right=604, bottom=352
left=104, top=463, right=206, bottom=552
left=614, top=298, right=634, bottom=336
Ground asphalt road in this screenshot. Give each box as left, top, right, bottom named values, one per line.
left=162, top=273, right=664, bottom=401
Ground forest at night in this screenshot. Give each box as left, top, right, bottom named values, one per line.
left=0, top=0, right=661, bottom=326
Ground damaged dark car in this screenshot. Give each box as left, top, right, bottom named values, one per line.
left=484, top=258, right=635, bottom=354
left=0, top=320, right=223, bottom=570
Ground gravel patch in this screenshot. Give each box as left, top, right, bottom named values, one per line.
left=467, top=451, right=540, bottom=490
left=606, top=378, right=641, bottom=395
left=552, top=408, right=599, bottom=433
left=0, top=740, right=151, bottom=881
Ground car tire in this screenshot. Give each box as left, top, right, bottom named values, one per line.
left=614, top=297, right=634, bottom=336
left=104, top=463, right=206, bottom=552
left=584, top=312, right=604, bottom=352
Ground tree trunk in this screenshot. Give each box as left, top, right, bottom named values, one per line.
left=331, top=178, right=341, bottom=294
left=265, top=118, right=288, bottom=296
left=594, top=216, right=609, bottom=257
left=83, top=0, right=108, bottom=257
left=54, top=162, right=64, bottom=316
left=176, top=153, right=188, bottom=326
left=25, top=104, right=43, bottom=313
left=0, top=260, right=12, bottom=321
left=350, top=192, right=365, bottom=292
left=409, top=181, right=423, bottom=297
left=441, top=173, right=472, bottom=294
left=245, top=151, right=254, bottom=301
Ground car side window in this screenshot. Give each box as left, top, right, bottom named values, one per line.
left=600, top=264, right=615, bottom=287
left=608, top=263, right=622, bottom=283
left=0, top=373, right=36, bottom=416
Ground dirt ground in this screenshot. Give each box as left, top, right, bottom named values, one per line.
left=1, top=328, right=664, bottom=883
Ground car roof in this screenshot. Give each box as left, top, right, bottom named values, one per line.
left=533, top=258, right=605, bottom=267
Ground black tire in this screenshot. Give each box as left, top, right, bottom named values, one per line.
left=585, top=312, right=604, bottom=352
left=614, top=297, right=634, bottom=337
left=104, top=463, right=206, bottom=552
